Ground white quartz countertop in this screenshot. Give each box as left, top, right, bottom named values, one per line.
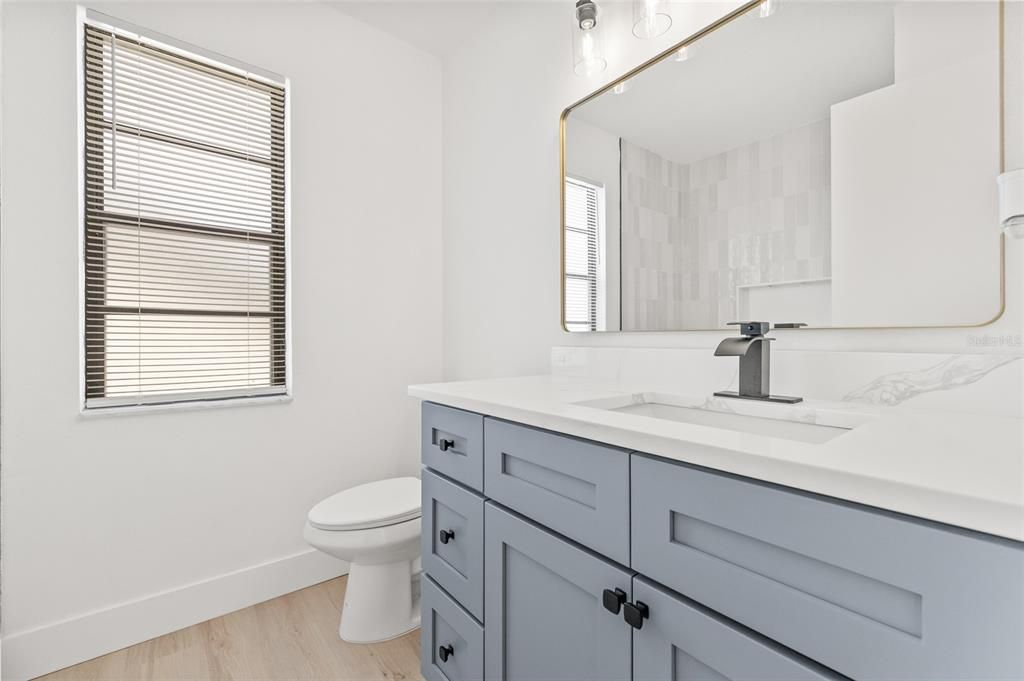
left=410, top=375, right=1024, bottom=542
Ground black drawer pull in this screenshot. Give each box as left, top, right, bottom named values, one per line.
left=439, top=529, right=455, bottom=544
left=624, top=601, right=649, bottom=630
left=438, top=644, right=454, bottom=662
left=602, top=588, right=627, bottom=615
left=438, top=438, right=455, bottom=451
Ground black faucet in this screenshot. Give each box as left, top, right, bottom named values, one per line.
left=713, top=322, right=803, bottom=404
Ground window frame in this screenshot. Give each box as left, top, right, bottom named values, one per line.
left=77, top=8, right=292, bottom=413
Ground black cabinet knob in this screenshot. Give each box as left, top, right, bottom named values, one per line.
left=439, top=529, right=455, bottom=545
left=623, top=601, right=649, bottom=630
left=438, top=438, right=455, bottom=451
left=602, top=588, right=627, bottom=615
left=438, top=644, right=454, bottom=663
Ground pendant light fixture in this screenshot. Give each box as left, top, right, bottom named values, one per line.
left=633, top=0, right=672, bottom=39
left=573, top=0, right=607, bottom=76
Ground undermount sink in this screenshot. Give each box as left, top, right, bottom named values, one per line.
left=574, top=392, right=876, bottom=444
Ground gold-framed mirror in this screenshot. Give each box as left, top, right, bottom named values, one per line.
left=560, top=0, right=1006, bottom=333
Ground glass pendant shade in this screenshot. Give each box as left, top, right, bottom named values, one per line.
left=573, top=0, right=607, bottom=76
left=633, top=0, right=672, bottom=39
left=998, top=169, right=1024, bottom=239
left=1006, top=216, right=1024, bottom=239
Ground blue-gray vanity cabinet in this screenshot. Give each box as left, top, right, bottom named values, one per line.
left=422, top=402, right=485, bottom=492
left=632, top=577, right=843, bottom=681
left=631, top=454, right=1024, bottom=681
left=422, top=468, right=485, bottom=621
left=483, top=418, right=631, bottom=565
left=422, top=575, right=484, bottom=681
left=484, top=503, right=633, bottom=681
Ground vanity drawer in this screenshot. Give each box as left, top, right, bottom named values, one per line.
left=422, top=402, right=485, bottom=492
left=631, top=454, right=1024, bottom=680
left=422, top=468, right=485, bottom=620
left=484, top=418, right=630, bottom=565
left=422, top=576, right=484, bottom=681
left=633, top=577, right=843, bottom=681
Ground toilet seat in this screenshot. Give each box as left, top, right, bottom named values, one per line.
left=308, top=476, right=421, bottom=531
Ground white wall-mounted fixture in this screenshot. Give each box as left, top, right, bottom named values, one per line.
left=573, top=0, right=607, bottom=76
left=633, top=0, right=671, bottom=38
left=760, top=0, right=778, bottom=18
left=998, top=169, right=1024, bottom=239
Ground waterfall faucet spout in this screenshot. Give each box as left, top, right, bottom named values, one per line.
left=714, top=336, right=765, bottom=357
left=713, top=322, right=802, bottom=404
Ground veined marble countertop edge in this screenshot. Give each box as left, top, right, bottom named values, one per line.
left=409, top=375, right=1024, bottom=543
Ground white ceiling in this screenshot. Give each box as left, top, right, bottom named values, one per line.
left=571, top=2, right=897, bottom=165
left=328, top=0, right=734, bottom=59
left=327, top=1, right=535, bottom=57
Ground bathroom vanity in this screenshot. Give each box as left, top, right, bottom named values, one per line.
left=411, top=0, right=1023, bottom=674
left=412, top=378, right=1024, bottom=681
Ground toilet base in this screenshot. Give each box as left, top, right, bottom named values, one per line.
left=340, top=560, right=421, bottom=644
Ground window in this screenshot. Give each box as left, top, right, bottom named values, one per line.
left=564, top=177, right=601, bottom=332
left=82, top=20, right=287, bottom=408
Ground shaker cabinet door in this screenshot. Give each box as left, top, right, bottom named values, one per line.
left=422, top=402, right=485, bottom=492
left=631, top=454, right=1024, bottom=680
left=483, top=418, right=631, bottom=564
left=422, top=468, right=485, bottom=620
left=484, top=503, right=633, bottom=681
left=422, top=576, right=484, bottom=681
left=632, top=577, right=843, bottom=681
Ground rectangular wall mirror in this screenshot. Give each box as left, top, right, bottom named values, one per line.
left=561, top=0, right=1005, bottom=332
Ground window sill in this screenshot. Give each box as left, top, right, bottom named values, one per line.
left=78, top=392, right=293, bottom=418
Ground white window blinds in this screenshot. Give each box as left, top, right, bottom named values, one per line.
left=83, top=24, right=287, bottom=408
left=564, top=177, right=600, bottom=332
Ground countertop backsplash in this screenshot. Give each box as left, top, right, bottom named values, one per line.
left=551, top=346, right=1023, bottom=420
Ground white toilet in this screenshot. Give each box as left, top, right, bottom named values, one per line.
left=304, top=477, right=422, bottom=643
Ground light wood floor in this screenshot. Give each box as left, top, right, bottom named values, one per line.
left=36, top=576, right=423, bottom=681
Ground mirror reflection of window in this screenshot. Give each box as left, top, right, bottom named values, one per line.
left=564, top=177, right=605, bottom=332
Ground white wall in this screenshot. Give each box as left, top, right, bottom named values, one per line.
left=831, top=1, right=1002, bottom=326
left=441, top=0, right=1022, bottom=383
left=0, top=2, right=443, bottom=678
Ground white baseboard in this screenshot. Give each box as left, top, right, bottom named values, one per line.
left=1, top=549, right=348, bottom=681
